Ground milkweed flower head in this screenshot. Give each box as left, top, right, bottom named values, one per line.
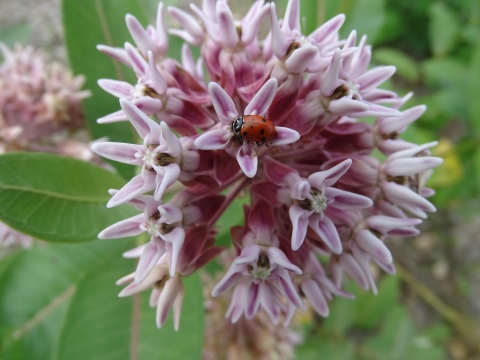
left=0, top=43, right=93, bottom=251
left=93, top=0, right=443, bottom=336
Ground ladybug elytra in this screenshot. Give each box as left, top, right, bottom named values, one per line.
left=231, top=115, right=277, bottom=146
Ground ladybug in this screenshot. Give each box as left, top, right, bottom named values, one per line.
left=231, top=115, right=277, bottom=146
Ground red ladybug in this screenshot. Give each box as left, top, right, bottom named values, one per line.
left=231, top=115, right=277, bottom=146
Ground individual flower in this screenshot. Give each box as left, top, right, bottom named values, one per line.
left=116, top=225, right=224, bottom=329
left=92, top=98, right=184, bottom=206
left=212, top=201, right=303, bottom=321
left=99, top=187, right=224, bottom=279
left=264, top=157, right=373, bottom=251
left=194, top=79, right=300, bottom=177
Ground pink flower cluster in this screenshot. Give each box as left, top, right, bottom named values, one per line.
left=93, top=0, right=443, bottom=329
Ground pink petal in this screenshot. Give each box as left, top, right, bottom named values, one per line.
left=125, top=42, right=148, bottom=79
left=160, top=122, right=182, bottom=157
left=212, top=263, right=244, bottom=296
left=285, top=45, right=318, bottom=74
left=135, top=238, right=164, bottom=283
left=98, top=79, right=133, bottom=98
left=266, top=247, right=302, bottom=274
left=289, top=205, right=311, bottom=251
left=350, top=244, right=378, bottom=295
left=90, top=142, right=143, bottom=165
left=329, top=98, right=369, bottom=116
left=241, top=3, right=270, bottom=45
left=244, top=78, right=278, bottom=116
left=357, top=66, right=396, bottom=93
left=217, top=2, right=239, bottom=49
left=309, top=14, right=345, bottom=44
left=282, top=0, right=300, bottom=32
left=350, top=103, right=402, bottom=118
left=119, top=98, right=161, bottom=139
left=155, top=3, right=169, bottom=54
left=235, top=145, right=258, bottom=178
left=165, top=227, right=185, bottom=276
left=309, top=215, right=342, bottom=254
left=98, top=214, right=144, bottom=239
left=153, top=163, right=181, bottom=201
left=208, top=82, right=237, bottom=124
left=107, top=172, right=156, bottom=208
left=320, top=49, right=341, bottom=97
left=234, top=244, right=262, bottom=265
left=260, top=282, right=280, bottom=323
left=325, top=187, right=373, bottom=209
left=381, top=181, right=436, bottom=214
left=270, top=4, right=289, bottom=59
left=273, top=267, right=303, bottom=308
left=365, top=215, right=422, bottom=235
left=301, top=279, right=329, bottom=317
left=388, top=141, right=438, bottom=161
left=194, top=129, right=231, bottom=150
left=126, top=14, right=157, bottom=57
left=269, top=126, right=300, bottom=146
left=245, top=281, right=261, bottom=319
left=226, top=282, right=246, bottom=323
left=172, top=282, right=185, bottom=331
left=248, top=200, right=276, bottom=240
left=97, top=109, right=127, bottom=124
left=168, top=6, right=204, bottom=41
left=339, top=253, right=369, bottom=290
left=263, top=156, right=298, bottom=186
left=355, top=229, right=393, bottom=264
left=148, top=51, right=167, bottom=94
left=156, top=276, right=182, bottom=328
left=385, top=157, right=443, bottom=177
left=308, top=159, right=352, bottom=188
left=96, top=45, right=130, bottom=66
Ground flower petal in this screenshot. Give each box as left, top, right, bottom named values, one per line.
left=153, top=163, right=181, bottom=201
left=245, top=78, right=278, bottom=116
left=266, top=246, right=302, bottom=274
left=269, top=126, right=300, bottom=146
left=90, top=142, right=143, bottom=165
left=355, top=229, right=393, bottom=264
left=301, top=279, right=329, bottom=317
left=156, top=276, right=182, bottom=328
left=160, top=122, right=182, bottom=157
left=234, top=244, right=262, bottom=265
left=325, top=187, right=373, bottom=209
left=194, top=128, right=231, bottom=150
left=98, top=214, right=145, bottom=239
left=135, top=238, right=165, bottom=283
left=208, top=82, right=237, bottom=124
left=329, top=97, right=370, bottom=116
left=308, top=159, right=352, bottom=188
left=309, top=215, right=342, bottom=254
left=289, top=205, right=311, bottom=251
left=235, top=145, right=258, bottom=178
left=212, top=263, right=244, bottom=296
left=98, top=79, right=133, bottom=98
left=107, top=172, right=156, bottom=208
left=245, top=281, right=261, bottom=319
left=285, top=45, right=318, bottom=74
left=120, top=98, right=161, bottom=140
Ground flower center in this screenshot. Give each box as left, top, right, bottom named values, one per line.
left=248, top=252, right=271, bottom=280
left=298, top=188, right=328, bottom=213
left=140, top=145, right=176, bottom=171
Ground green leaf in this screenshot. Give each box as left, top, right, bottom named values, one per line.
left=428, top=2, right=460, bottom=57
left=0, top=240, right=204, bottom=360
left=62, top=0, right=149, bottom=179
left=0, top=152, right=135, bottom=243
left=467, top=41, right=480, bottom=134
left=296, top=338, right=355, bottom=360
left=352, top=275, right=399, bottom=330
left=340, top=0, right=386, bottom=44
left=373, top=48, right=420, bottom=82
left=0, top=22, right=31, bottom=48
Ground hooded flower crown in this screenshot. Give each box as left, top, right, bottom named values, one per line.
left=92, top=0, right=442, bottom=330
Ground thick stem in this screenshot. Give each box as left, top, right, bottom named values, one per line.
left=208, top=177, right=250, bottom=228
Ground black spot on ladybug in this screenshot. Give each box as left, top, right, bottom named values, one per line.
left=261, top=137, right=266, bottom=142
left=250, top=126, right=253, bottom=128
left=262, top=118, right=266, bottom=122
left=242, top=131, right=247, bottom=136
left=260, top=129, right=265, bottom=135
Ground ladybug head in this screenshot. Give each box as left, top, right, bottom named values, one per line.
left=231, top=116, right=243, bottom=135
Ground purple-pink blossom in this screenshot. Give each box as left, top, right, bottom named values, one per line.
left=92, top=0, right=444, bottom=332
